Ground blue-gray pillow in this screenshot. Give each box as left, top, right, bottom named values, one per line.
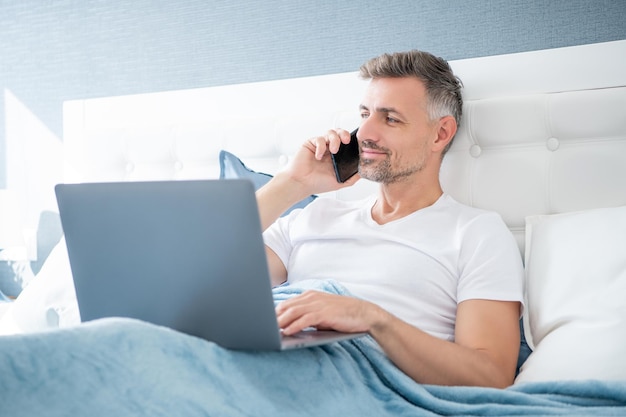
left=218, top=150, right=316, bottom=216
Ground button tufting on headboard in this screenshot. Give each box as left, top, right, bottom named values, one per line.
left=469, top=145, right=482, bottom=158
left=546, top=138, right=560, bottom=151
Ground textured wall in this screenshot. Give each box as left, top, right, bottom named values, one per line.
left=1, top=0, right=625, bottom=186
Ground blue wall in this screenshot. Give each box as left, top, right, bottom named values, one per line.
left=1, top=0, right=625, bottom=186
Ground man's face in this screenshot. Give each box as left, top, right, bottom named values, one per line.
left=357, top=77, right=439, bottom=184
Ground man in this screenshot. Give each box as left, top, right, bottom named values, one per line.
left=256, top=50, right=524, bottom=388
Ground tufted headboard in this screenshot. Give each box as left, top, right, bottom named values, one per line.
left=62, top=40, right=626, bottom=256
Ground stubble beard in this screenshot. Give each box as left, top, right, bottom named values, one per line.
left=359, top=153, right=427, bottom=185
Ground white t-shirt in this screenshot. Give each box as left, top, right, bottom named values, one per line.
left=263, top=193, right=524, bottom=341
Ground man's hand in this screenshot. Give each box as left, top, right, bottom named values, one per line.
left=281, top=128, right=360, bottom=197
left=256, top=129, right=359, bottom=231
left=275, top=290, right=387, bottom=336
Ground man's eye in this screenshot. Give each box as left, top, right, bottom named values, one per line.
left=360, top=112, right=369, bottom=119
left=387, top=116, right=399, bottom=124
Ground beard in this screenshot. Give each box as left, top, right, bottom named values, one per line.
left=358, top=142, right=428, bottom=184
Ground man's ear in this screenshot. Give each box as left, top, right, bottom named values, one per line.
left=432, top=116, right=457, bottom=152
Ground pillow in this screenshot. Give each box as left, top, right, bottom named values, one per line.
left=0, top=237, right=79, bottom=335
left=515, top=205, right=626, bottom=383
left=219, top=150, right=316, bottom=216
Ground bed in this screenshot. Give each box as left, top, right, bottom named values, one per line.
left=0, top=40, right=625, bottom=415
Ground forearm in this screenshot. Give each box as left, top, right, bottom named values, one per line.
left=369, top=308, right=515, bottom=388
left=256, top=173, right=311, bottom=231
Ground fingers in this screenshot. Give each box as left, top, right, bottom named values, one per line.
left=309, top=135, right=329, bottom=160
left=275, top=290, right=373, bottom=336
left=308, top=129, right=352, bottom=160
left=275, top=291, right=320, bottom=335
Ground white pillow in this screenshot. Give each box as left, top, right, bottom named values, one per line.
left=0, top=238, right=80, bottom=335
left=515, top=206, right=626, bottom=383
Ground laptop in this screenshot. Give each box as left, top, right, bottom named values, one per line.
left=55, top=179, right=365, bottom=350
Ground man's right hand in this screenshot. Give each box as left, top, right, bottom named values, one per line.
left=283, top=128, right=361, bottom=197
left=256, top=129, right=360, bottom=231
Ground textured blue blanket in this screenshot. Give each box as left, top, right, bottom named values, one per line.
left=1, top=281, right=625, bottom=416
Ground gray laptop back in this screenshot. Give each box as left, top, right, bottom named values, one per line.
left=55, top=179, right=283, bottom=350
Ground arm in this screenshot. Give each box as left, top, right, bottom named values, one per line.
left=371, top=298, right=521, bottom=388
left=276, top=292, right=521, bottom=388
left=256, top=130, right=359, bottom=286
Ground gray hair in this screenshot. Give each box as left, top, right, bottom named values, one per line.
left=359, top=50, right=463, bottom=154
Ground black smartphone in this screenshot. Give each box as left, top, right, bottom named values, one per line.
left=331, top=129, right=359, bottom=183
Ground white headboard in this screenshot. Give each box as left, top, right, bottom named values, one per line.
left=63, top=40, right=626, bottom=255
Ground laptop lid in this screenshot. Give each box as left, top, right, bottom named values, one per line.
left=56, top=179, right=288, bottom=350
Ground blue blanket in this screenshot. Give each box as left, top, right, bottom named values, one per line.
left=1, top=280, right=625, bottom=416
